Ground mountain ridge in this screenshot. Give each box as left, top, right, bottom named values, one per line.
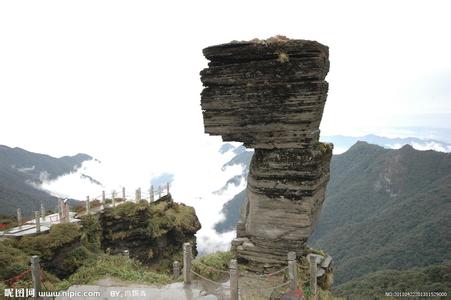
left=310, top=142, right=450, bottom=286
left=213, top=140, right=451, bottom=294
left=0, top=144, right=92, bottom=216
left=322, top=134, right=451, bottom=153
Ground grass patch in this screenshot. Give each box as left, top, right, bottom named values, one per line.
left=192, top=251, right=233, bottom=281
left=100, top=197, right=200, bottom=269
left=15, top=223, right=98, bottom=278
left=55, top=254, right=171, bottom=291
left=0, top=239, right=30, bottom=281
left=0, top=281, right=7, bottom=298
left=79, top=214, right=102, bottom=252
left=16, top=223, right=81, bottom=258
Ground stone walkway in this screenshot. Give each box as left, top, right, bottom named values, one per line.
left=55, top=278, right=219, bottom=300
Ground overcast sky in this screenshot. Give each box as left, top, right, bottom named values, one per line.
left=1, top=0, right=450, bottom=160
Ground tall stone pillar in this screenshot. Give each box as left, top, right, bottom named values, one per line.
left=200, top=36, right=333, bottom=270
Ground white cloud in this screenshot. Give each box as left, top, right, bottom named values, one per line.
left=410, top=142, right=451, bottom=153
left=39, top=139, right=245, bottom=253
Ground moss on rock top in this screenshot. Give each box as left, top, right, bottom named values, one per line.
left=0, top=194, right=201, bottom=291
left=99, top=194, right=201, bottom=271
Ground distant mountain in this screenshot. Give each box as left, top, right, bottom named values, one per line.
left=309, top=142, right=451, bottom=287
left=221, top=147, right=253, bottom=172
left=321, top=134, right=451, bottom=153
left=334, top=263, right=451, bottom=297
left=213, top=146, right=253, bottom=196
left=214, top=140, right=451, bottom=295
left=219, top=143, right=248, bottom=156
left=0, top=145, right=91, bottom=182
left=215, top=190, right=245, bottom=232
left=215, top=134, right=451, bottom=232
left=219, top=143, right=236, bottom=154
left=0, top=145, right=92, bottom=216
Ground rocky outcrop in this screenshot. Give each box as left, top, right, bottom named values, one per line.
left=235, top=145, right=332, bottom=268
left=307, top=253, right=334, bottom=290
left=14, top=223, right=92, bottom=278
left=201, top=37, right=329, bottom=149
left=200, top=36, right=332, bottom=270
left=99, top=195, right=201, bottom=271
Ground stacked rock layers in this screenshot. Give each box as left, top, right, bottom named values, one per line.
left=200, top=37, right=332, bottom=270
left=201, top=39, right=329, bottom=149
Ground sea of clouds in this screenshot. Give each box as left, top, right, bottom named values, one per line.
left=36, top=128, right=451, bottom=253
left=39, top=137, right=244, bottom=254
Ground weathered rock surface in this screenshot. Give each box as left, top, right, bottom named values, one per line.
left=236, top=145, right=332, bottom=267
left=99, top=195, right=201, bottom=271
left=307, top=253, right=334, bottom=290
left=200, top=36, right=332, bottom=269
left=201, top=38, right=329, bottom=149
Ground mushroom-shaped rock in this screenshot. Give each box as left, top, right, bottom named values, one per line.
left=201, top=37, right=333, bottom=269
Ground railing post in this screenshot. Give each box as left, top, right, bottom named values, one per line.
left=166, top=182, right=170, bottom=194
left=31, top=256, right=41, bottom=298
left=61, top=202, right=65, bottom=222
left=112, top=191, right=116, bottom=207
left=35, top=211, right=41, bottom=233
left=17, top=208, right=22, bottom=228
left=40, top=204, right=45, bottom=221
left=288, top=251, right=297, bottom=293
left=308, top=254, right=318, bottom=299
left=64, top=202, right=70, bottom=223
left=173, top=261, right=180, bottom=279
left=58, top=199, right=63, bottom=220
left=63, top=200, right=68, bottom=222
left=86, top=196, right=90, bottom=214
left=150, top=185, right=154, bottom=202
left=102, top=191, right=106, bottom=206
left=183, top=242, right=192, bottom=285
left=135, top=188, right=141, bottom=203
left=122, top=187, right=126, bottom=201
left=229, top=259, right=239, bottom=300
left=158, top=186, right=162, bottom=199
left=56, top=204, right=60, bottom=219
